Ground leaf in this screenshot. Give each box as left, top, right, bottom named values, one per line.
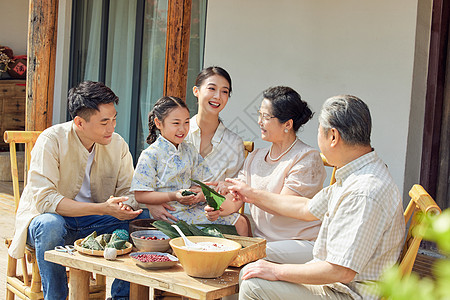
left=152, top=220, right=180, bottom=239
left=200, top=225, right=224, bottom=238
left=197, top=223, right=238, bottom=236
left=191, top=179, right=225, bottom=210
left=106, top=239, right=127, bottom=250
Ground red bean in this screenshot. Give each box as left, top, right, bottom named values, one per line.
left=133, top=254, right=171, bottom=262
left=140, top=236, right=162, bottom=240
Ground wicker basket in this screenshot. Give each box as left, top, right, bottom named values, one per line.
left=224, top=234, right=266, bottom=267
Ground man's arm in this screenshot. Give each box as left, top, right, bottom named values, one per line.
left=56, top=196, right=142, bottom=220
left=241, top=259, right=356, bottom=284
left=226, top=178, right=318, bottom=221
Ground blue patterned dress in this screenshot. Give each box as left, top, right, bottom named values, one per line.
left=131, top=135, right=239, bottom=225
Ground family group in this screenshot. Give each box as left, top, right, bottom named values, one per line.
left=8, top=66, right=405, bottom=300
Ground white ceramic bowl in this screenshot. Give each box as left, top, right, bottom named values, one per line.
left=130, top=230, right=171, bottom=252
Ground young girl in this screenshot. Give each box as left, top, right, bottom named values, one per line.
left=130, top=96, right=248, bottom=236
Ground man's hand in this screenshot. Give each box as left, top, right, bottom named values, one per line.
left=225, top=178, right=256, bottom=204
left=146, top=203, right=178, bottom=222
left=105, top=196, right=142, bottom=220
left=241, top=259, right=280, bottom=281
left=204, top=205, right=222, bottom=221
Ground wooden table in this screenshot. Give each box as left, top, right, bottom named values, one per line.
left=44, top=250, right=240, bottom=300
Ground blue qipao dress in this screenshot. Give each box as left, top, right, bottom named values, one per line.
left=131, top=135, right=240, bottom=225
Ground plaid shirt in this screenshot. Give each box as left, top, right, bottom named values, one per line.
left=308, top=151, right=405, bottom=299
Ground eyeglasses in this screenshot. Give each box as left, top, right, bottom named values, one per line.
left=257, top=110, right=276, bottom=121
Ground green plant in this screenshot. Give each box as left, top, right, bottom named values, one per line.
left=378, top=209, right=450, bottom=299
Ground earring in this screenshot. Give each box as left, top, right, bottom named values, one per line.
left=284, top=129, right=288, bottom=133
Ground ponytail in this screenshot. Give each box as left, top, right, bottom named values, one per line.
left=146, top=111, right=158, bottom=144
left=146, top=96, right=189, bottom=145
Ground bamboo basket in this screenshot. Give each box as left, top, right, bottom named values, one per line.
left=224, top=234, right=266, bottom=267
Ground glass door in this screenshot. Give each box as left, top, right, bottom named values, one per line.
left=69, top=0, right=206, bottom=160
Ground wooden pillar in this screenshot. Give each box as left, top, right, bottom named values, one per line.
left=164, top=0, right=192, bottom=100
left=420, top=0, right=449, bottom=198
left=26, top=0, right=58, bottom=131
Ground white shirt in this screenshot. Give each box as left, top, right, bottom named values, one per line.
left=74, top=146, right=95, bottom=203
left=186, top=115, right=245, bottom=181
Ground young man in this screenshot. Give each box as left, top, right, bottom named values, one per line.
left=226, top=95, right=405, bottom=300
left=8, top=81, right=145, bottom=300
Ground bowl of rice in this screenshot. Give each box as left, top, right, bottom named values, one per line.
left=169, top=236, right=241, bottom=278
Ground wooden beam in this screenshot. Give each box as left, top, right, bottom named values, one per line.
left=420, top=0, right=449, bottom=198
left=26, top=0, right=58, bottom=131
left=164, top=0, right=192, bottom=100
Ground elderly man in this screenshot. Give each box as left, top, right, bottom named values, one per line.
left=8, top=81, right=146, bottom=300
left=227, top=95, right=405, bottom=300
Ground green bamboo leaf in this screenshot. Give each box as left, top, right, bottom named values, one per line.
left=191, top=179, right=225, bottom=210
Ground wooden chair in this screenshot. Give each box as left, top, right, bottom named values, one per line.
left=239, top=141, right=255, bottom=237
left=320, top=153, right=336, bottom=185
left=397, top=184, right=441, bottom=277
left=4, top=130, right=106, bottom=300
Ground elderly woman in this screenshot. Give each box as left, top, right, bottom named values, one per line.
left=206, top=86, right=326, bottom=264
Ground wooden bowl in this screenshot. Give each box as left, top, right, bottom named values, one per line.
left=129, top=218, right=156, bottom=233
left=74, top=239, right=132, bottom=256
left=169, top=236, right=241, bottom=278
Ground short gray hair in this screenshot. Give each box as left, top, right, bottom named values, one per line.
left=318, top=95, right=371, bottom=146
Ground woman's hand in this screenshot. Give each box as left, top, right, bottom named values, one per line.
left=176, top=190, right=201, bottom=205
left=204, top=205, right=222, bottom=221
left=225, top=178, right=256, bottom=204
left=215, top=181, right=233, bottom=195
left=146, top=203, right=178, bottom=222
left=202, top=181, right=228, bottom=196
left=189, top=186, right=206, bottom=203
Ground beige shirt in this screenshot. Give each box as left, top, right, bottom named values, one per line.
left=186, top=115, right=245, bottom=181
left=308, top=151, right=405, bottom=300
left=238, top=139, right=326, bottom=242
left=9, top=121, right=138, bottom=258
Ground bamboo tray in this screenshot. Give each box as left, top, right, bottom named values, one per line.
left=224, top=235, right=266, bottom=267
left=74, top=239, right=132, bottom=256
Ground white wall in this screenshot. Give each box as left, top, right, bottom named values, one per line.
left=0, top=0, right=28, bottom=55
left=204, top=0, right=420, bottom=195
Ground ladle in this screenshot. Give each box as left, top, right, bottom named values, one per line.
left=171, top=224, right=202, bottom=250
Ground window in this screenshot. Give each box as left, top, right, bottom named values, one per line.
left=70, top=0, right=206, bottom=160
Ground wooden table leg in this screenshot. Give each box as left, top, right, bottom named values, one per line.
left=68, top=268, right=89, bottom=300
left=130, top=282, right=150, bottom=300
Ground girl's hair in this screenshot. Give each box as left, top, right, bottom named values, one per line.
left=194, top=66, right=233, bottom=96
left=262, top=86, right=313, bottom=132
left=147, top=96, right=189, bottom=144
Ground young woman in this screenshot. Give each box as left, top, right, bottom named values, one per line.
left=147, top=66, right=246, bottom=221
